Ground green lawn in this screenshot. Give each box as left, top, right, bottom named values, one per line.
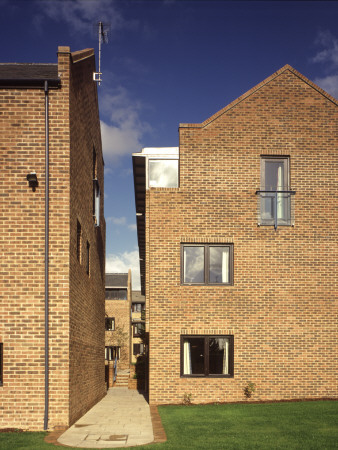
left=0, top=401, right=337, bottom=449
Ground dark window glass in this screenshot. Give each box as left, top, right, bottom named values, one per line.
left=133, top=343, right=144, bottom=355
left=105, top=346, right=120, bottom=361
left=209, top=338, right=230, bottom=375
left=105, top=289, right=127, bottom=300
left=182, top=244, right=233, bottom=285
left=209, top=246, right=230, bottom=284
left=105, top=317, right=115, bottom=331
left=133, top=323, right=145, bottom=337
left=183, top=246, right=204, bottom=283
left=181, top=335, right=234, bottom=377
left=77, top=221, right=82, bottom=262
left=86, top=241, right=90, bottom=275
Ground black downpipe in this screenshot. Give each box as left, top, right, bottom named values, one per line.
left=44, top=80, right=49, bottom=431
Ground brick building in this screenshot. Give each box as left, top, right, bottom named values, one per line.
left=105, top=272, right=131, bottom=374
left=131, top=291, right=146, bottom=364
left=133, top=65, right=337, bottom=405
left=0, top=46, right=106, bottom=430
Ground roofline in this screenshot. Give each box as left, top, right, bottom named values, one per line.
left=179, top=64, right=338, bottom=129
left=0, top=78, right=60, bottom=88
left=71, top=48, right=95, bottom=63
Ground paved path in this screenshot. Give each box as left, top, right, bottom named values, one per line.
left=57, top=388, right=155, bottom=448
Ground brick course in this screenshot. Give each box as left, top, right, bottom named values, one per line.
left=140, top=66, right=337, bottom=405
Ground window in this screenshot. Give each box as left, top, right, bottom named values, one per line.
left=181, top=335, right=234, bottom=377
left=93, top=180, right=100, bottom=226
left=148, top=159, right=178, bottom=188
left=133, top=323, right=145, bottom=337
left=259, top=157, right=293, bottom=227
left=105, top=346, right=120, bottom=361
left=105, top=317, right=115, bottom=331
left=133, top=343, right=145, bottom=355
left=0, top=343, right=3, bottom=386
left=132, top=303, right=145, bottom=312
left=77, top=221, right=82, bottom=262
left=86, top=241, right=90, bottom=275
left=181, top=244, right=233, bottom=285
left=105, top=288, right=127, bottom=300
left=92, top=148, right=100, bottom=227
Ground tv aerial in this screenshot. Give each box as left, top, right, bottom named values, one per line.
left=93, top=21, right=110, bottom=85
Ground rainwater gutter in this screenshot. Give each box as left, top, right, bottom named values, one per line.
left=43, top=80, right=50, bottom=431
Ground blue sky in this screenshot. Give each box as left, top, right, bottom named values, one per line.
left=1, top=0, right=337, bottom=289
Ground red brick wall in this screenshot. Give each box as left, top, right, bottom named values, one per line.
left=0, top=87, right=47, bottom=429
left=146, top=67, right=338, bottom=405
left=0, top=46, right=106, bottom=430
left=67, top=47, right=106, bottom=426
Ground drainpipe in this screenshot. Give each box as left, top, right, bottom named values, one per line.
left=43, top=80, right=50, bottom=431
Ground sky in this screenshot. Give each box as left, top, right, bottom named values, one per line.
left=1, top=0, right=337, bottom=289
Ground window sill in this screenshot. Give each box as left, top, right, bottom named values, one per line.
left=181, top=374, right=234, bottom=378
left=181, top=283, right=233, bottom=287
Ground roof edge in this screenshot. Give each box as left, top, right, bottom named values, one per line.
left=179, top=64, right=338, bottom=129
left=71, top=48, right=95, bottom=63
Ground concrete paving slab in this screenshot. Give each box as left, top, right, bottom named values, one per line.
left=57, top=388, right=154, bottom=448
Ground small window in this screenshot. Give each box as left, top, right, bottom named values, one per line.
left=133, top=323, right=145, bottom=337
left=181, top=335, right=234, bottom=377
left=133, top=343, right=144, bottom=356
left=181, top=244, right=233, bottom=285
left=93, top=180, right=100, bottom=226
left=105, top=289, right=127, bottom=300
left=259, top=156, right=293, bottom=227
left=86, top=241, right=90, bottom=275
left=148, top=159, right=178, bottom=188
left=0, top=343, right=3, bottom=386
left=105, top=317, right=115, bottom=331
left=77, top=221, right=82, bottom=263
left=132, top=303, right=145, bottom=312
left=92, top=148, right=100, bottom=227
left=105, top=346, right=120, bottom=361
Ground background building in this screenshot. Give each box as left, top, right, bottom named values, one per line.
left=105, top=272, right=131, bottom=378
left=0, top=46, right=106, bottom=430
left=131, top=291, right=146, bottom=364
left=133, top=65, right=337, bottom=405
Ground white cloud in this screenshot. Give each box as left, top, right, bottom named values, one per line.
left=35, top=0, right=133, bottom=35
left=128, top=223, right=137, bottom=231
left=106, top=250, right=141, bottom=290
left=311, top=30, right=338, bottom=99
left=312, top=30, right=338, bottom=67
left=314, top=74, right=338, bottom=99
left=100, top=86, right=151, bottom=164
left=107, top=216, right=127, bottom=225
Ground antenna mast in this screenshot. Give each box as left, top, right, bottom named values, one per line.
left=93, top=21, right=109, bottom=85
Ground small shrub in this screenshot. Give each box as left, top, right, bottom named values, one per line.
left=244, top=382, right=256, bottom=399
left=183, top=392, right=193, bottom=405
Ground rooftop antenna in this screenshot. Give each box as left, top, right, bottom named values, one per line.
left=93, top=21, right=109, bottom=85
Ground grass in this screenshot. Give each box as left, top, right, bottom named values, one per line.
left=0, top=400, right=337, bottom=449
